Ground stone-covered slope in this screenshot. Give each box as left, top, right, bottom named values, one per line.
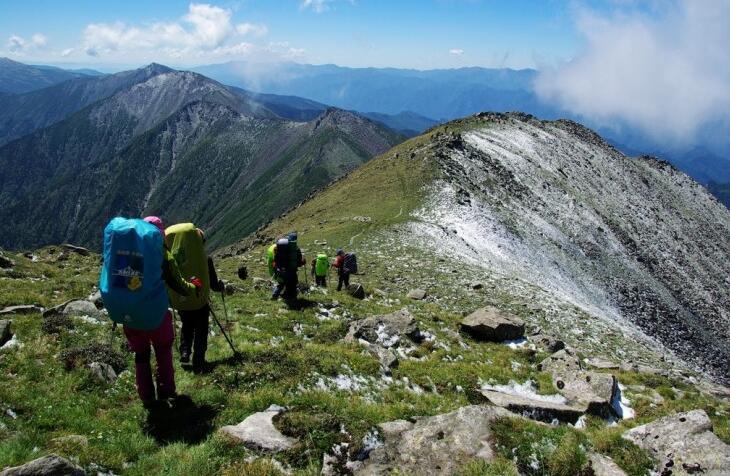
left=239, top=112, right=730, bottom=383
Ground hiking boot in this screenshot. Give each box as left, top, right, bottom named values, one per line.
left=180, top=350, right=190, bottom=364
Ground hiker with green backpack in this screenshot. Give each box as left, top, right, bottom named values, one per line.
left=164, top=224, right=225, bottom=369
left=311, top=252, right=330, bottom=287
left=100, top=216, right=201, bottom=405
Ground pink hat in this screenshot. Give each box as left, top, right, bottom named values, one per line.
left=143, top=216, right=165, bottom=234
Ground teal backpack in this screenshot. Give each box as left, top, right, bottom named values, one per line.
left=99, top=217, right=169, bottom=330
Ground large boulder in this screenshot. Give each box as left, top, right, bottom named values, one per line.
left=347, top=283, right=366, bottom=300
left=623, top=409, right=730, bottom=475
left=587, top=453, right=627, bottom=476
left=539, top=349, right=617, bottom=417
left=460, top=307, right=525, bottom=342
left=219, top=405, right=297, bottom=453
left=344, top=309, right=422, bottom=347
left=61, top=244, right=90, bottom=256
left=0, top=305, right=43, bottom=316
left=354, top=405, right=512, bottom=475
left=0, top=454, right=85, bottom=476
left=407, top=289, right=427, bottom=300
left=0, top=320, right=12, bottom=347
left=62, top=300, right=102, bottom=319
left=480, top=389, right=585, bottom=424
left=0, top=252, right=14, bottom=269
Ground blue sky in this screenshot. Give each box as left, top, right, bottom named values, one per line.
left=0, top=0, right=661, bottom=70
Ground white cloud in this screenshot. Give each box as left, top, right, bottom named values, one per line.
left=6, top=33, right=47, bottom=54
left=449, top=48, right=464, bottom=56
left=82, top=3, right=271, bottom=58
left=300, top=0, right=331, bottom=13
left=300, top=0, right=353, bottom=13
left=535, top=0, right=730, bottom=145
left=60, top=48, right=75, bottom=57
left=236, top=22, right=268, bottom=37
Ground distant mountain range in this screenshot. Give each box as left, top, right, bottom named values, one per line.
left=0, top=62, right=402, bottom=250
left=193, top=61, right=730, bottom=192
left=0, top=57, right=100, bottom=94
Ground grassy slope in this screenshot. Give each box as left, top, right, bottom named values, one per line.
left=2, top=124, right=729, bottom=475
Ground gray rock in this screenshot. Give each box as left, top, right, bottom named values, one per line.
left=42, top=300, right=73, bottom=318
left=0, top=252, right=14, bottom=269
left=369, top=346, right=399, bottom=375
left=347, top=283, right=366, bottom=300
left=623, top=409, right=730, bottom=475
left=344, top=309, right=422, bottom=347
left=540, top=349, right=618, bottom=417
left=407, top=289, right=427, bottom=300
left=87, top=291, right=103, bottom=309
left=88, top=362, right=117, bottom=384
left=0, top=454, right=85, bottom=476
left=61, top=244, right=90, bottom=256
left=585, top=357, right=621, bottom=370
left=532, top=333, right=565, bottom=353
left=460, top=306, right=525, bottom=342
left=480, top=389, right=585, bottom=424
left=62, top=300, right=102, bottom=319
left=0, top=320, right=12, bottom=347
left=355, top=405, right=512, bottom=475
left=219, top=407, right=297, bottom=453
left=0, top=305, right=43, bottom=316
left=587, top=453, right=627, bottom=476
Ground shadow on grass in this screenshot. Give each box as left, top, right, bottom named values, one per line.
left=285, top=298, right=317, bottom=311
left=144, top=395, right=218, bottom=445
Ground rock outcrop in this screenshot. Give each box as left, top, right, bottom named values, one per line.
left=460, top=306, right=525, bottom=342
left=344, top=309, right=422, bottom=347
left=354, top=405, right=512, bottom=475
left=0, top=305, right=43, bottom=316
left=0, top=320, right=12, bottom=347
left=623, top=409, right=730, bottom=475
left=218, top=405, right=297, bottom=453
left=0, top=454, right=85, bottom=476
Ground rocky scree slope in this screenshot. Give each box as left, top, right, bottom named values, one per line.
left=239, top=112, right=730, bottom=384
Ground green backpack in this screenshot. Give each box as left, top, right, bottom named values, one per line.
left=266, top=244, right=276, bottom=277
left=165, top=223, right=209, bottom=311
left=315, top=253, right=329, bottom=277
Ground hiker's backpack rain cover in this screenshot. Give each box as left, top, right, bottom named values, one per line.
left=99, top=217, right=168, bottom=330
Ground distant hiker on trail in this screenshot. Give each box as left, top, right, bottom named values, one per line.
left=333, top=248, right=358, bottom=291
left=100, top=216, right=201, bottom=405
left=165, top=224, right=224, bottom=369
left=272, top=232, right=305, bottom=301
left=311, top=252, right=330, bottom=287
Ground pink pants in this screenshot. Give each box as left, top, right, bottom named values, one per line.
left=124, top=311, right=175, bottom=401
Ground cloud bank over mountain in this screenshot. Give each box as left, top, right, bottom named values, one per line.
left=535, top=0, right=730, bottom=148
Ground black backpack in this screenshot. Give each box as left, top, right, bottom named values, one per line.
left=344, top=253, right=358, bottom=274
left=274, top=239, right=290, bottom=272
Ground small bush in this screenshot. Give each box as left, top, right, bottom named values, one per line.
left=41, top=314, right=74, bottom=335
left=589, top=427, right=656, bottom=476
left=457, top=458, right=519, bottom=476
left=59, top=342, right=127, bottom=373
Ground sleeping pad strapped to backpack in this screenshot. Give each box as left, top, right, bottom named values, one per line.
left=165, top=223, right=209, bottom=311
left=99, top=217, right=168, bottom=330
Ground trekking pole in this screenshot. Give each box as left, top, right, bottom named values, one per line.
left=219, top=290, right=231, bottom=322
left=208, top=304, right=240, bottom=358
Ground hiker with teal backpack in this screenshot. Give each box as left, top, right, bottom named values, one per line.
left=164, top=224, right=224, bottom=369
left=99, top=216, right=201, bottom=405
left=311, top=252, right=329, bottom=287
